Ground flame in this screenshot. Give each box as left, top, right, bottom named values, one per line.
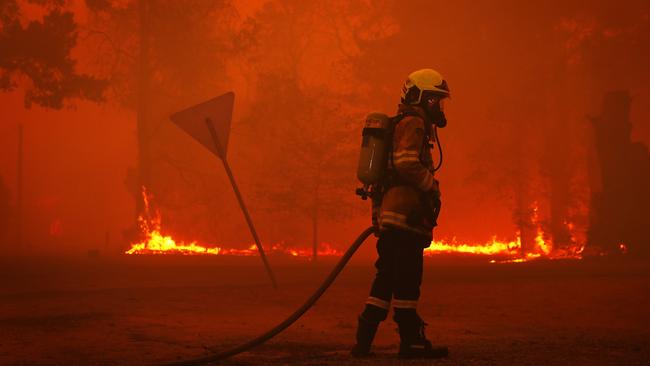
left=424, top=230, right=574, bottom=263
left=425, top=202, right=586, bottom=263
left=125, top=187, right=342, bottom=257
left=126, top=191, right=605, bottom=263
left=531, top=203, right=552, bottom=256
left=426, top=236, right=521, bottom=256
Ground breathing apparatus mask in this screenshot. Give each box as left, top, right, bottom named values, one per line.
left=423, top=93, right=448, bottom=128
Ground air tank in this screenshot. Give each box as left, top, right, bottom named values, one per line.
left=357, top=112, right=391, bottom=185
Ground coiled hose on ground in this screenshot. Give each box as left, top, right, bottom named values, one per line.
left=161, top=226, right=376, bottom=366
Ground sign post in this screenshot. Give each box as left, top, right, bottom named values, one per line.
left=17, top=123, right=23, bottom=250
left=171, top=92, right=278, bottom=289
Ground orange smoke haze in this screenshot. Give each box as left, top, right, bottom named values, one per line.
left=0, top=0, right=648, bottom=258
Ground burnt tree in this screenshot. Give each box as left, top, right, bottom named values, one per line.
left=0, top=176, right=11, bottom=245
left=588, top=91, right=650, bottom=256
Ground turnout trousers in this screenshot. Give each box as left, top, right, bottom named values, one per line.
left=360, top=228, right=429, bottom=324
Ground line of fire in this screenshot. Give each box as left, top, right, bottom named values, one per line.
left=0, top=1, right=648, bottom=365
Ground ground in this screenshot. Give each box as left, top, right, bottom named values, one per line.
left=0, top=254, right=648, bottom=366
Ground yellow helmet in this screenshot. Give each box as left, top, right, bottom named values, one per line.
left=400, top=68, right=450, bottom=105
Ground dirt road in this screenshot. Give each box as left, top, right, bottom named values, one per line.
left=1, top=255, right=648, bottom=365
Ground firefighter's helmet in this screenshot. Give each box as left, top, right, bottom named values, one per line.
left=401, top=68, right=450, bottom=105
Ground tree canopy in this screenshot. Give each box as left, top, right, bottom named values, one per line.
left=0, top=0, right=106, bottom=108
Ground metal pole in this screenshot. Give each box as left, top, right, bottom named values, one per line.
left=205, top=119, right=278, bottom=289
left=17, top=123, right=23, bottom=249
left=312, top=205, right=317, bottom=262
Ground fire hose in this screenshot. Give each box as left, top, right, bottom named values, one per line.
left=160, top=226, right=376, bottom=366
left=162, top=96, right=445, bottom=365
left=161, top=128, right=443, bottom=365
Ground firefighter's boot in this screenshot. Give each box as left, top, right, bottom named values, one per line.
left=395, top=311, right=448, bottom=359
left=351, top=315, right=379, bottom=357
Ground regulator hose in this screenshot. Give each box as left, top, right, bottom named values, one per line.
left=433, top=125, right=443, bottom=172
left=161, top=226, right=376, bottom=366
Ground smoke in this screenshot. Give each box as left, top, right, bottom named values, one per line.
left=0, top=0, right=648, bottom=256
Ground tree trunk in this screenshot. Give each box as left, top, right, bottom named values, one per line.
left=513, top=135, right=535, bottom=254
left=136, top=0, right=152, bottom=215
left=312, top=203, right=318, bottom=262
left=514, top=176, right=535, bottom=253
left=548, top=155, right=572, bottom=250
left=16, top=123, right=23, bottom=249
left=588, top=91, right=650, bottom=256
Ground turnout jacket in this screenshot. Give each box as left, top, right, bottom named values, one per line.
left=373, top=104, right=440, bottom=240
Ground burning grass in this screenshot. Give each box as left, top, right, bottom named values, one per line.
left=125, top=187, right=340, bottom=258
left=126, top=187, right=616, bottom=262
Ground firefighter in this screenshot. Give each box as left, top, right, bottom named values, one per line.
left=351, top=68, right=449, bottom=359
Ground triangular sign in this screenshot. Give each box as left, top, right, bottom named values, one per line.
left=170, top=92, right=234, bottom=159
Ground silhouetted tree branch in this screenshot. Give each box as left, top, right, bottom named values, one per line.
left=0, top=0, right=107, bottom=109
